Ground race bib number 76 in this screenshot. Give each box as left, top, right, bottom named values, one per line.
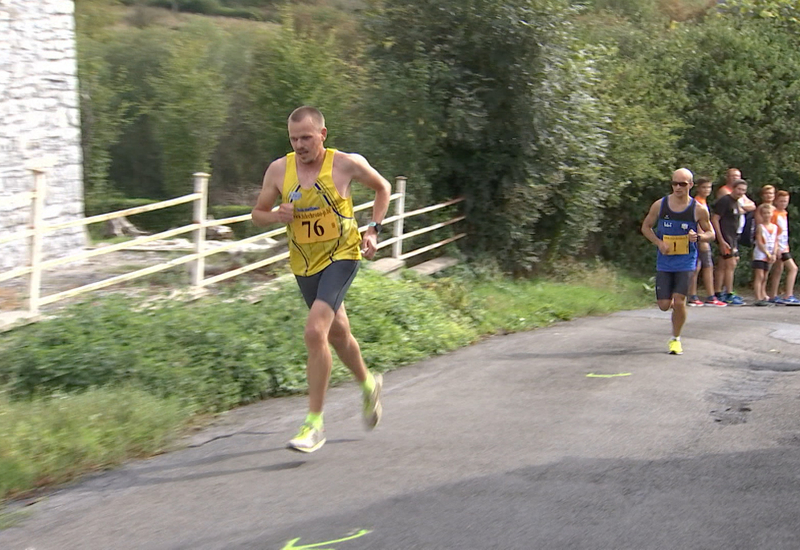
left=291, top=207, right=340, bottom=244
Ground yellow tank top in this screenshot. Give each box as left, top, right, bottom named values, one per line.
left=283, top=148, right=361, bottom=276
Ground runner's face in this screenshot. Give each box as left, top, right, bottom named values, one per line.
left=775, top=196, right=789, bottom=211
left=696, top=183, right=712, bottom=198
left=288, top=117, right=326, bottom=164
left=761, top=188, right=775, bottom=203
left=671, top=179, right=692, bottom=197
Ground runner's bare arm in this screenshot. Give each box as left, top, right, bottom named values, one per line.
left=695, top=205, right=715, bottom=243
left=710, top=212, right=730, bottom=253
left=755, top=226, right=769, bottom=257
left=252, top=159, right=293, bottom=226
left=345, top=153, right=392, bottom=224
left=740, top=194, right=756, bottom=212
left=338, top=153, right=391, bottom=260
left=641, top=200, right=669, bottom=254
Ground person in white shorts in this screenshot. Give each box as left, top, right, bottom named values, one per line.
left=768, top=190, right=800, bottom=305
left=752, top=203, right=779, bottom=306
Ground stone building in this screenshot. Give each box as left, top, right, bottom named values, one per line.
left=0, top=0, right=86, bottom=272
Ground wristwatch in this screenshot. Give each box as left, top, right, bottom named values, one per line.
left=367, top=221, right=382, bottom=234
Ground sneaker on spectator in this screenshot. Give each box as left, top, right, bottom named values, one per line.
left=703, top=296, right=727, bottom=307
left=754, top=299, right=770, bottom=307
left=783, top=295, right=800, bottom=306
left=723, top=293, right=745, bottom=306
left=768, top=296, right=786, bottom=305
left=688, top=295, right=703, bottom=307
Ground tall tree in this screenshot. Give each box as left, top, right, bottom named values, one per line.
left=363, top=0, right=612, bottom=272
left=149, top=21, right=228, bottom=197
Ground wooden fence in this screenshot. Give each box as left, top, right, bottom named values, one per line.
left=0, top=169, right=465, bottom=317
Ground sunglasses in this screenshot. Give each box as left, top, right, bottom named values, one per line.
left=671, top=181, right=691, bottom=187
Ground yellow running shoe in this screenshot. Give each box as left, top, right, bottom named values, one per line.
left=287, top=423, right=326, bottom=453
left=668, top=339, right=683, bottom=355
left=363, top=372, right=383, bottom=430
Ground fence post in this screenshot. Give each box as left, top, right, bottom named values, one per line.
left=392, top=176, right=407, bottom=259
left=191, top=172, right=210, bottom=288
left=28, top=168, right=47, bottom=315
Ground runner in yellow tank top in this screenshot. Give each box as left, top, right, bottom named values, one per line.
left=252, top=106, right=392, bottom=453
left=283, top=147, right=362, bottom=276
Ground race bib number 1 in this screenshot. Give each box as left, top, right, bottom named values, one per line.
left=291, top=207, right=339, bottom=244
left=663, top=234, right=689, bottom=255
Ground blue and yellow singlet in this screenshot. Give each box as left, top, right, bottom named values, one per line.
left=283, top=148, right=362, bottom=276
left=655, top=196, right=698, bottom=272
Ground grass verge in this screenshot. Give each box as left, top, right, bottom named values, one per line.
left=0, top=387, right=193, bottom=502
left=0, top=262, right=650, bottom=506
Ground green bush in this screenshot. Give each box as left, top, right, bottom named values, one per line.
left=0, top=269, right=477, bottom=412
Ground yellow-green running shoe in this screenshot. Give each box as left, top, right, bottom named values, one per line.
left=668, top=339, right=683, bottom=355
left=287, top=423, right=326, bottom=453
left=363, top=372, right=383, bottom=430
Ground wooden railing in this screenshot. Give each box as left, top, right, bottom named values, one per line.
left=0, top=170, right=465, bottom=317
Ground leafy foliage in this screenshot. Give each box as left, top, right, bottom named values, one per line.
left=677, top=16, right=800, bottom=184
left=362, top=0, right=613, bottom=273
left=0, top=270, right=472, bottom=411
left=149, top=20, right=229, bottom=196
left=72, top=0, right=800, bottom=274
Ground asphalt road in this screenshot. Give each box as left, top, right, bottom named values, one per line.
left=2, top=304, right=800, bottom=550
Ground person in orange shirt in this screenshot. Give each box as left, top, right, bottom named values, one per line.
left=687, top=177, right=726, bottom=307
left=767, top=190, right=800, bottom=305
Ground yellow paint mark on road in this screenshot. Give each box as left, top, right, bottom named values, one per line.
left=586, top=372, right=632, bottom=378
left=282, top=529, right=371, bottom=549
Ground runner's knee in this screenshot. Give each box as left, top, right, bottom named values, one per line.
left=304, top=324, right=328, bottom=349
left=327, top=320, right=351, bottom=348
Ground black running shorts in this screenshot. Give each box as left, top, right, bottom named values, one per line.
left=655, top=271, right=693, bottom=300
left=295, top=260, right=359, bottom=312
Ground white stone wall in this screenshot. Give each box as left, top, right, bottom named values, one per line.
left=0, top=0, right=86, bottom=272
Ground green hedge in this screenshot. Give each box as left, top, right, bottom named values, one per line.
left=0, top=269, right=476, bottom=413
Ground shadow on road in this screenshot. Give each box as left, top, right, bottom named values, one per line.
left=242, top=447, right=800, bottom=550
